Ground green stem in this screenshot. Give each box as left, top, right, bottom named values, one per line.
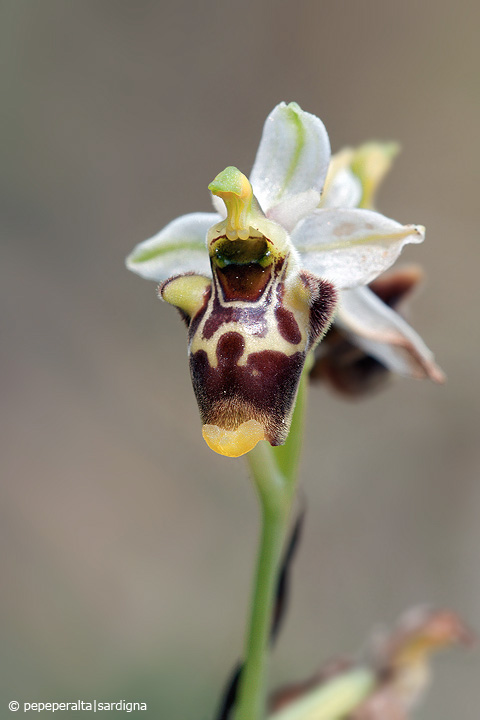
left=234, top=443, right=289, bottom=720
left=234, top=364, right=311, bottom=720
left=236, top=484, right=288, bottom=717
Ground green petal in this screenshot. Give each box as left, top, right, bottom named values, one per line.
left=350, top=141, right=400, bottom=209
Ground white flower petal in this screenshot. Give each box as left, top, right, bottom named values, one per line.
left=266, top=189, right=321, bottom=232
left=292, top=208, right=424, bottom=289
left=250, top=102, right=330, bottom=212
left=337, top=286, right=445, bottom=382
left=320, top=167, right=362, bottom=209
left=126, top=212, right=217, bottom=282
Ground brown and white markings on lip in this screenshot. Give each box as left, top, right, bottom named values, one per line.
left=192, top=257, right=305, bottom=451
left=189, top=249, right=309, bottom=367
left=188, top=259, right=336, bottom=456
left=160, top=167, right=337, bottom=457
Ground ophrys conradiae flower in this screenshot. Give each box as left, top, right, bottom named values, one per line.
left=127, top=102, right=438, bottom=457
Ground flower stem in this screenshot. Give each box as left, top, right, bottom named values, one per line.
left=234, top=443, right=289, bottom=720
left=234, top=367, right=310, bottom=720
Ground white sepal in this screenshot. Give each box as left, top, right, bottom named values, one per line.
left=292, top=208, right=424, bottom=289
left=126, top=212, right=218, bottom=282
left=337, top=286, right=445, bottom=382
left=250, top=102, right=330, bottom=212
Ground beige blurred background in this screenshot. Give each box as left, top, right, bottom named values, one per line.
left=1, top=1, right=479, bottom=718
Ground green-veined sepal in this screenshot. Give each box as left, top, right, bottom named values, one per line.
left=126, top=212, right=217, bottom=282
left=250, top=102, right=330, bottom=212
left=292, top=208, right=424, bottom=290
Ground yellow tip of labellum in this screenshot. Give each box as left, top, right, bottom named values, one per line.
left=202, top=420, right=265, bottom=458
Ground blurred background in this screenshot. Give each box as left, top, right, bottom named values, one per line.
left=2, top=1, right=479, bottom=718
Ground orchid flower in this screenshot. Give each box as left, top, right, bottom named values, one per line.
left=126, top=102, right=441, bottom=457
